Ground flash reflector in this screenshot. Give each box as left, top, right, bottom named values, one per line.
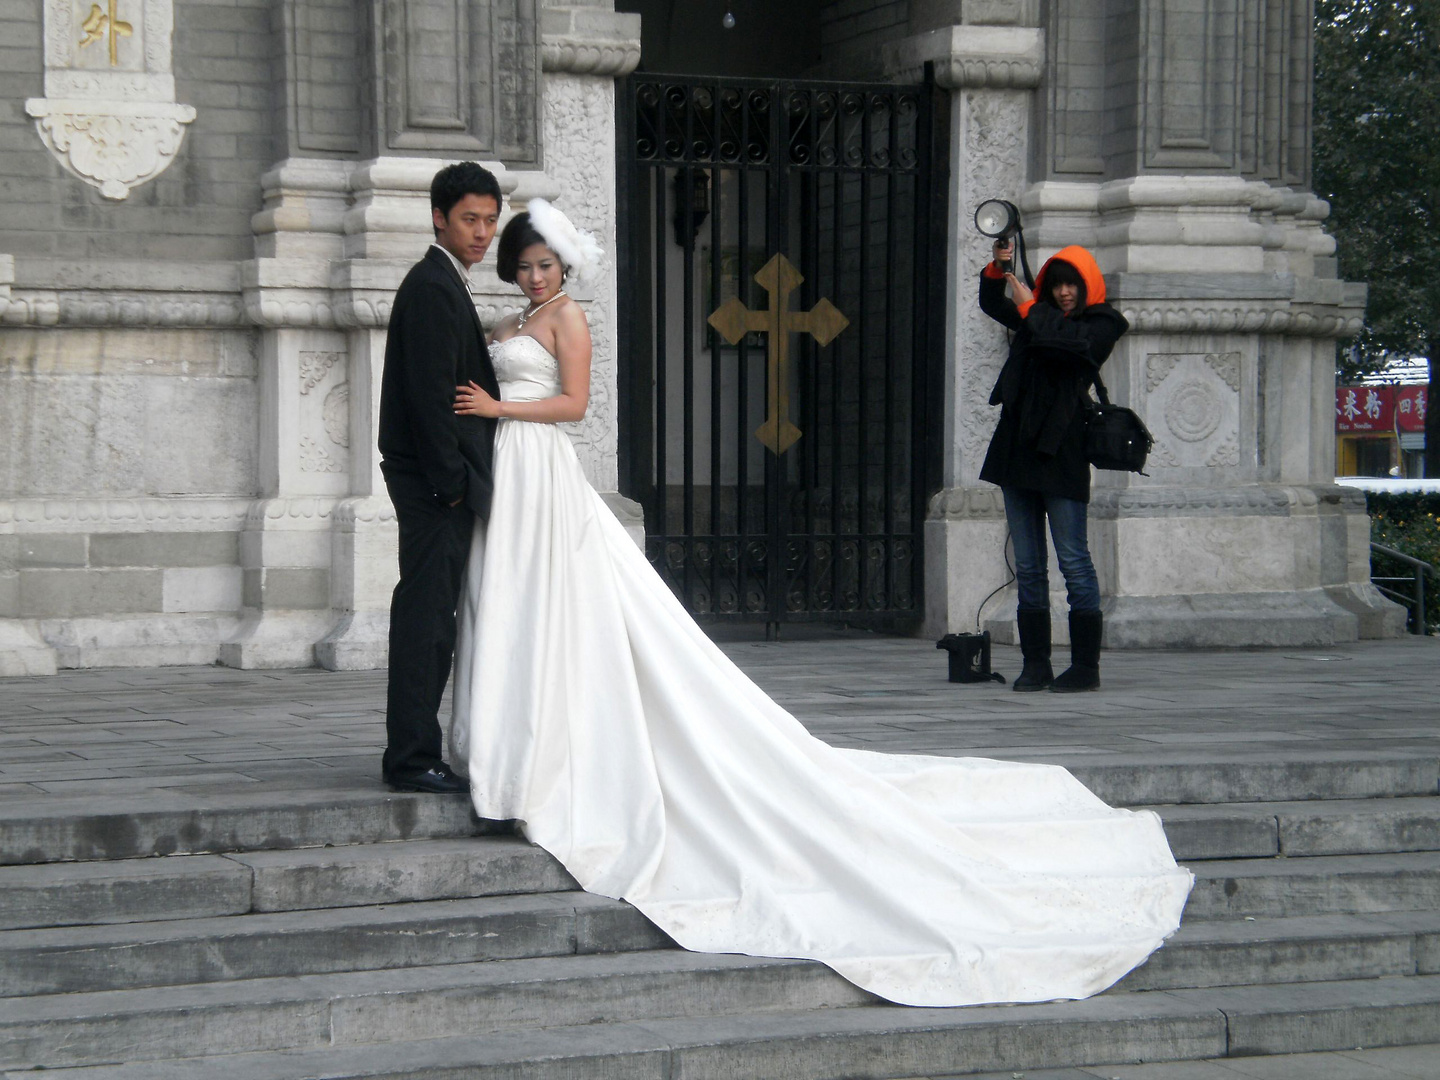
left=973, top=199, right=1020, bottom=239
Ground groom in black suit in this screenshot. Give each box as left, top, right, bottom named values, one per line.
left=378, top=162, right=503, bottom=793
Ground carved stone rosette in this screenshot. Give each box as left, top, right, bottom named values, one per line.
left=25, top=0, right=196, bottom=200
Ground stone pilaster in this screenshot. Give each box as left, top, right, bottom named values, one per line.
left=881, top=11, right=1043, bottom=639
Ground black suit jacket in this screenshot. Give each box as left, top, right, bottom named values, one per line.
left=378, top=246, right=501, bottom=520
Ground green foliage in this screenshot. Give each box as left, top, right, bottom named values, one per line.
left=1314, top=1, right=1440, bottom=380
left=1366, top=492, right=1440, bottom=632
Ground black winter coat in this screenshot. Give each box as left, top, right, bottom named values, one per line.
left=976, top=265, right=1128, bottom=503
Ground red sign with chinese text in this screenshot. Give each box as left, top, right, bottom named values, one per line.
left=1336, top=386, right=1395, bottom=432
left=1395, top=386, right=1428, bottom=433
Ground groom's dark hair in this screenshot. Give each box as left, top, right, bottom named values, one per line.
left=430, top=162, right=503, bottom=237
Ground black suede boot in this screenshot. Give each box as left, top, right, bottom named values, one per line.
left=1012, top=608, right=1053, bottom=692
left=1050, top=609, right=1102, bottom=692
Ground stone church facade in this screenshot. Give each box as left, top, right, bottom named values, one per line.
left=0, top=0, right=1400, bottom=674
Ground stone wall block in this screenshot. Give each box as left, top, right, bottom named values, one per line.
left=143, top=376, right=260, bottom=496
left=238, top=525, right=331, bottom=569
left=0, top=618, right=58, bottom=676
left=20, top=568, right=162, bottom=617
left=161, top=566, right=243, bottom=613
left=242, top=567, right=329, bottom=611
left=249, top=158, right=352, bottom=262
left=90, top=532, right=240, bottom=568
left=0, top=327, right=259, bottom=500
left=16, top=534, right=87, bottom=569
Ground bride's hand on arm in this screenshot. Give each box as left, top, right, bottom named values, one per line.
left=454, top=381, right=502, bottom=418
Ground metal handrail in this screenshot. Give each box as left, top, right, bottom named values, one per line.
left=1370, top=542, right=1436, bottom=635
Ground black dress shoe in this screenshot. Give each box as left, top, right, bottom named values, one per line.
left=386, top=765, right=469, bottom=794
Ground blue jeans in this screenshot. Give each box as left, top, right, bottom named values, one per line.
left=1002, top=486, right=1101, bottom=614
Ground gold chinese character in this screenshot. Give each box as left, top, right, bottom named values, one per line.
left=79, top=1, right=133, bottom=67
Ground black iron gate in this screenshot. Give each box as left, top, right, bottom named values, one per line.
left=617, top=72, right=949, bottom=634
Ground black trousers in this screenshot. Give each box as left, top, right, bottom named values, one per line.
left=382, top=474, right=476, bottom=780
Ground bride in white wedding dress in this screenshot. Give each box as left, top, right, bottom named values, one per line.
left=449, top=199, right=1192, bottom=1008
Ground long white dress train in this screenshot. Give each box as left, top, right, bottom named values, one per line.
left=450, top=334, right=1192, bottom=1008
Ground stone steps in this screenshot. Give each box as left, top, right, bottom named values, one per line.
left=0, top=790, right=478, bottom=866
left=0, top=893, right=671, bottom=997
left=0, top=837, right=575, bottom=931
left=1120, top=911, right=1440, bottom=991
left=951, top=1043, right=1440, bottom=1080
left=5, top=793, right=1438, bottom=932
left=1184, top=851, right=1440, bottom=918
left=6, top=835, right=1438, bottom=943
left=5, top=751, right=1437, bottom=1077
left=9, top=975, right=1440, bottom=1080
left=1155, top=795, right=1440, bottom=860
left=6, top=911, right=1440, bottom=1070
left=4, top=751, right=1433, bottom=866
left=1064, top=753, right=1438, bottom=807
left=0, top=951, right=873, bottom=1071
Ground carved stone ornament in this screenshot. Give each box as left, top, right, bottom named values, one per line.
left=540, top=6, right=641, bottom=78
left=25, top=0, right=196, bottom=200
left=882, top=26, right=1044, bottom=89
left=1143, top=353, right=1244, bottom=470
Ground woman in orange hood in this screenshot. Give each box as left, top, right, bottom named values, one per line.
left=977, top=242, right=1128, bottom=692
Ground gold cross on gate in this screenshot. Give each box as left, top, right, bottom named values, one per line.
left=79, top=0, right=133, bottom=67
left=707, top=253, right=849, bottom=456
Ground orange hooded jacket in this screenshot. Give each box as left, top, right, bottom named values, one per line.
left=1019, top=245, right=1108, bottom=318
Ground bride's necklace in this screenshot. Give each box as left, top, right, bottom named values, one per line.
left=517, top=290, right=565, bottom=329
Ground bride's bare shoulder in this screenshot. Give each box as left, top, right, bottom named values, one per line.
left=553, top=295, right=588, bottom=331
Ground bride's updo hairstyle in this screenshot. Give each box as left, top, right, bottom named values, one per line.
left=495, top=211, right=556, bottom=286
left=498, top=199, right=605, bottom=288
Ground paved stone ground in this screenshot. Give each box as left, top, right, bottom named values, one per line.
left=1, top=632, right=1438, bottom=1076
left=1, top=633, right=1435, bottom=804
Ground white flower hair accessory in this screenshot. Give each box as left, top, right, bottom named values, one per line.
left=526, top=198, right=605, bottom=285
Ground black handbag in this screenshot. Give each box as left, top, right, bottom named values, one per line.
left=1084, top=374, right=1153, bottom=473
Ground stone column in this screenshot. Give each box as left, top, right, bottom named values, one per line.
left=881, top=18, right=1045, bottom=639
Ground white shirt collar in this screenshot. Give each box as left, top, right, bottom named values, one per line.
left=430, top=242, right=472, bottom=291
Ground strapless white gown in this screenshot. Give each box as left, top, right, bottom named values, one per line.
left=450, top=333, right=1192, bottom=1007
